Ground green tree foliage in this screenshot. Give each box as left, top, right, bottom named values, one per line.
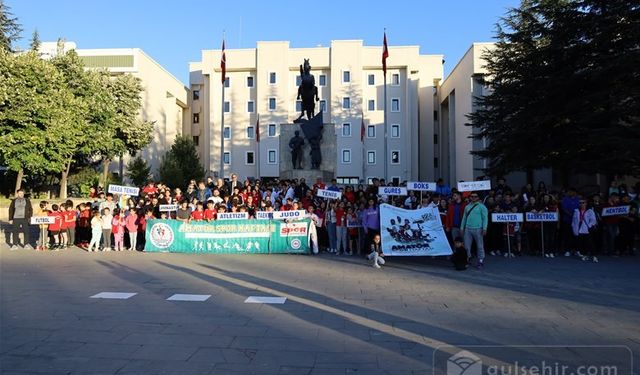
left=29, top=29, right=40, bottom=51
left=126, top=156, right=151, bottom=187
left=0, top=0, right=21, bottom=52
left=159, top=136, right=204, bottom=189
left=469, top=0, right=640, bottom=178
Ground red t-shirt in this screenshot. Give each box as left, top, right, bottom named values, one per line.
left=336, top=208, right=346, bottom=227
left=79, top=208, right=91, bottom=228
left=143, top=185, right=158, bottom=197
left=204, top=209, right=216, bottom=220
left=64, top=211, right=77, bottom=229
left=191, top=210, right=205, bottom=221
left=48, top=211, right=63, bottom=232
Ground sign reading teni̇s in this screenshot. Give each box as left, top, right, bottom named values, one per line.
left=316, top=189, right=342, bottom=200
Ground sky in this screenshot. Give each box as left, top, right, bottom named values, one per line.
left=9, top=0, right=520, bottom=85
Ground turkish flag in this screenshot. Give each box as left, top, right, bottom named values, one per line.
left=220, top=40, right=226, bottom=84
left=255, top=116, right=260, bottom=143
left=382, top=32, right=389, bottom=77
left=361, top=115, right=365, bottom=143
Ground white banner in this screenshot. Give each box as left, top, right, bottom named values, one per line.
left=272, top=210, right=306, bottom=220
left=30, top=216, right=55, bottom=225
left=159, top=204, right=179, bottom=212
left=108, top=184, right=140, bottom=197
left=380, top=204, right=452, bottom=256
left=217, top=212, right=249, bottom=220
left=407, top=181, right=437, bottom=192
left=457, top=180, right=491, bottom=192
left=525, top=212, right=559, bottom=222
left=317, top=189, right=342, bottom=200
left=601, top=205, right=630, bottom=217
left=379, top=186, right=408, bottom=196
left=255, top=211, right=273, bottom=220
left=492, top=213, right=524, bottom=223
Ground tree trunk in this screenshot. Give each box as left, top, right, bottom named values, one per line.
left=102, top=158, right=110, bottom=189
left=14, top=168, right=24, bottom=195
left=60, top=161, right=71, bottom=199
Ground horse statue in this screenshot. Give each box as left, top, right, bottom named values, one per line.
left=296, top=59, right=319, bottom=121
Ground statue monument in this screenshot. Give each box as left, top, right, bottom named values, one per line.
left=290, top=59, right=324, bottom=169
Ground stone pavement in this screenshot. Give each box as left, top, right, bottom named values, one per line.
left=1, top=244, right=639, bottom=375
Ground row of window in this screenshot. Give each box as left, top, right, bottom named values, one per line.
left=195, top=123, right=401, bottom=140
left=192, top=72, right=402, bottom=100
left=196, top=148, right=402, bottom=166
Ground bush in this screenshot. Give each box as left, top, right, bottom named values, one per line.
left=126, top=156, right=151, bottom=187
left=159, top=136, right=204, bottom=189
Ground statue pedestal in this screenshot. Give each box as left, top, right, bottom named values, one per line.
left=279, top=121, right=335, bottom=182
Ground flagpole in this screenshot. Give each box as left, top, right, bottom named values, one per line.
left=220, top=78, right=225, bottom=180
left=361, top=111, right=365, bottom=183
left=256, top=114, right=260, bottom=180
left=382, top=29, right=389, bottom=183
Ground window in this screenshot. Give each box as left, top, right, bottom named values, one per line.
left=368, top=100, right=375, bottom=111
left=268, top=97, right=276, bottom=111
left=247, top=76, right=254, bottom=87
left=434, top=134, right=438, bottom=144
left=391, top=124, right=400, bottom=138
left=336, top=177, right=359, bottom=185
left=342, top=123, right=351, bottom=137
left=367, top=177, right=375, bottom=185
left=247, top=101, right=254, bottom=113
left=295, top=100, right=302, bottom=112
left=342, top=97, right=351, bottom=109
left=434, top=157, right=439, bottom=168
left=269, top=72, right=277, bottom=84
left=342, top=71, right=350, bottom=83
left=367, top=125, right=376, bottom=138
left=391, top=150, right=400, bottom=164
left=341, top=149, right=351, bottom=163
left=223, top=126, right=230, bottom=139
left=193, top=113, right=199, bottom=123
left=193, top=136, right=199, bottom=146
left=319, top=100, right=327, bottom=112
left=319, top=74, right=326, bottom=86
left=224, top=77, right=230, bottom=88
left=392, top=73, right=400, bottom=86
left=433, top=110, right=438, bottom=121
left=247, top=126, right=255, bottom=139
left=268, top=149, right=277, bottom=164
left=223, top=152, right=230, bottom=164
left=295, top=75, right=302, bottom=86
left=224, top=101, right=230, bottom=113
left=391, top=98, right=400, bottom=112
left=392, top=177, right=400, bottom=186
left=268, top=123, right=276, bottom=137
left=246, top=151, right=255, bottom=165
left=368, top=74, right=375, bottom=85
left=192, top=90, right=200, bottom=100
left=367, top=151, right=376, bottom=164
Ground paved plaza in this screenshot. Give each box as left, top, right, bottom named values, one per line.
left=1, top=244, right=639, bottom=374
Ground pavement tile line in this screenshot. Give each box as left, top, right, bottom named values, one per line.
left=89, top=292, right=137, bottom=299
left=244, top=296, right=287, bottom=304
left=166, top=294, right=211, bottom=302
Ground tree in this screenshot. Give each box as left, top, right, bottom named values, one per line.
left=159, top=136, right=204, bottom=189
left=29, top=29, right=40, bottom=51
left=126, top=156, right=151, bottom=187
left=469, top=0, right=640, bottom=179
left=0, top=0, right=21, bottom=52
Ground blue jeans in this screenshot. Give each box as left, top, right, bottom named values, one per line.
left=463, top=228, right=485, bottom=261
left=326, top=222, right=337, bottom=250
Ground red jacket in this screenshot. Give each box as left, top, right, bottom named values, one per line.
left=48, top=211, right=63, bottom=232
left=445, top=201, right=467, bottom=230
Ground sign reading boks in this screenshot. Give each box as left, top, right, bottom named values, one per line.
left=407, top=182, right=437, bottom=192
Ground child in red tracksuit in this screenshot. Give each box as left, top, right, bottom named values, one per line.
left=47, top=204, right=63, bottom=250
left=112, top=208, right=126, bottom=251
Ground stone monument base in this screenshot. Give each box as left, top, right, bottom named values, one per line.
left=280, top=169, right=334, bottom=183
left=280, top=120, right=335, bottom=183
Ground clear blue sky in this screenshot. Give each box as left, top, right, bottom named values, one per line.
left=9, top=0, right=519, bottom=85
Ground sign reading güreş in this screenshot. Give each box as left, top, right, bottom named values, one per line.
left=317, top=189, right=342, bottom=200
left=30, top=216, right=55, bottom=225
left=159, top=204, right=179, bottom=212
left=107, top=184, right=140, bottom=196
left=601, top=205, right=631, bottom=217
left=407, top=181, right=437, bottom=192
left=217, top=212, right=249, bottom=220
left=272, top=210, right=306, bottom=220
left=255, top=211, right=273, bottom=220
left=492, top=213, right=524, bottom=222
left=379, top=187, right=408, bottom=196
left=457, top=180, right=491, bottom=192
left=525, top=212, right=559, bottom=222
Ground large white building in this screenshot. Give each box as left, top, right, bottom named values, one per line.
left=189, top=40, right=443, bottom=184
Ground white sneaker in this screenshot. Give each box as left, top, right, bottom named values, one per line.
left=10, top=245, right=19, bottom=250
left=490, top=251, right=496, bottom=256
left=373, top=262, right=381, bottom=269
left=564, top=251, right=571, bottom=257
left=510, top=253, right=516, bottom=258
left=576, top=251, right=583, bottom=257
left=496, top=250, right=502, bottom=256
left=581, top=256, right=588, bottom=261
left=544, top=253, right=550, bottom=258
left=24, top=244, right=34, bottom=250
left=549, top=253, right=555, bottom=258
left=503, top=253, right=509, bottom=257
left=592, top=256, right=598, bottom=263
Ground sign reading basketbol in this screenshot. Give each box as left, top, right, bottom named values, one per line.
left=601, top=205, right=631, bottom=217
left=378, top=186, right=408, bottom=196
left=317, top=188, right=342, bottom=200
left=159, top=204, right=179, bottom=212
left=525, top=212, right=559, bottom=222
left=217, top=212, right=249, bottom=220
left=406, top=182, right=437, bottom=192
left=30, top=216, right=55, bottom=225
left=272, top=210, right=306, bottom=220
left=457, top=180, right=491, bottom=192
left=492, top=213, right=524, bottom=222
left=107, top=184, right=140, bottom=197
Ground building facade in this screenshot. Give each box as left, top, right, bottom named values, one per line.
left=189, top=40, right=443, bottom=184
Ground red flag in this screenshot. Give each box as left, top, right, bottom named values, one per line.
left=220, top=39, right=226, bottom=84
left=382, top=32, right=389, bottom=77
left=255, top=116, right=260, bottom=143
left=360, top=114, right=365, bottom=143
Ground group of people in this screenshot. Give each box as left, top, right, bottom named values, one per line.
left=6, top=176, right=639, bottom=270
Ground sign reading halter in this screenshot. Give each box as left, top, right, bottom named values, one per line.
left=491, top=213, right=524, bottom=223
left=317, top=189, right=342, bottom=200
left=406, top=181, right=437, bottom=192
left=378, top=186, right=408, bottom=196
left=107, top=184, right=140, bottom=197
left=30, top=216, right=55, bottom=225
left=457, top=180, right=491, bottom=192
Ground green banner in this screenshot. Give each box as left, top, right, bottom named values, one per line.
left=144, top=219, right=311, bottom=254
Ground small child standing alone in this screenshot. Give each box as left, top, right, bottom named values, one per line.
left=451, top=236, right=469, bottom=271
left=101, top=208, right=113, bottom=251
left=112, top=208, right=126, bottom=251
left=87, top=210, right=102, bottom=252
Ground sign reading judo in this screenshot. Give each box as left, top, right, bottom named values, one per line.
left=379, top=204, right=452, bottom=256
left=144, top=219, right=311, bottom=254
